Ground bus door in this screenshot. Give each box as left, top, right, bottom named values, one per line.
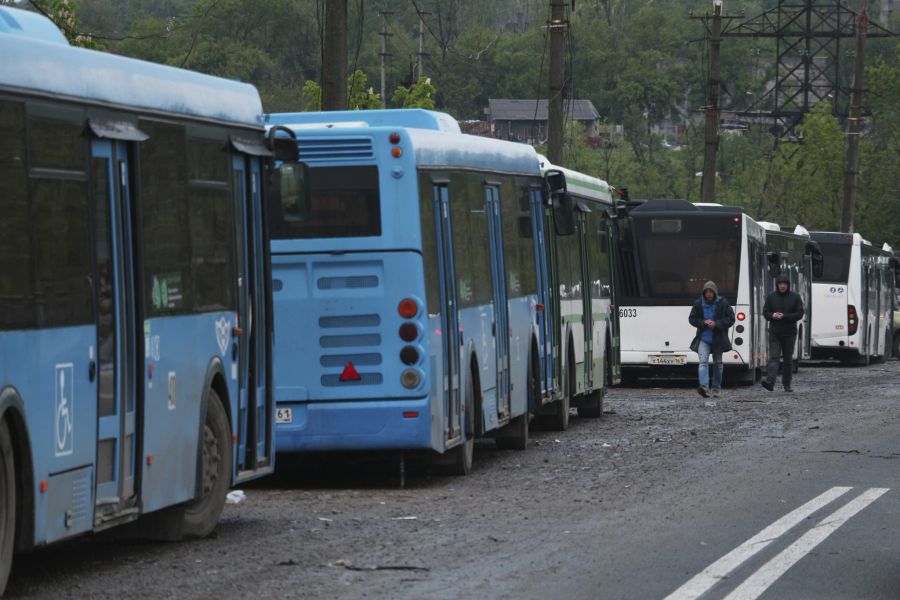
left=231, top=152, right=272, bottom=479
left=530, top=188, right=554, bottom=395
left=485, top=185, right=510, bottom=419
left=90, top=139, right=138, bottom=522
left=435, top=184, right=462, bottom=441
left=577, top=209, right=592, bottom=389
left=604, top=216, right=622, bottom=383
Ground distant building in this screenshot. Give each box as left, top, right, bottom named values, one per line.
left=485, top=99, right=601, bottom=144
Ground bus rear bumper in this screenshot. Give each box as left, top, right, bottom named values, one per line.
left=275, top=397, right=436, bottom=452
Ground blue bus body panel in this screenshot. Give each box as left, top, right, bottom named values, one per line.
left=0, top=7, right=262, bottom=125
left=140, top=312, right=237, bottom=514
left=267, top=109, right=461, bottom=133
left=0, top=6, right=68, bottom=44
left=0, top=325, right=96, bottom=544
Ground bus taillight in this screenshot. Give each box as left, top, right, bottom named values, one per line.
left=399, top=322, right=419, bottom=342
left=389, top=132, right=401, bottom=144
left=736, top=312, right=746, bottom=321
left=847, top=305, right=858, bottom=335
left=398, top=298, right=419, bottom=318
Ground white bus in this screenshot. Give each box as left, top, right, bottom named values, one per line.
left=809, top=232, right=898, bottom=364
left=617, top=200, right=768, bottom=384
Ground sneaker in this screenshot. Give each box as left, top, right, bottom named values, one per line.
left=783, top=387, right=793, bottom=392
left=760, top=381, right=774, bottom=392
left=711, top=388, right=721, bottom=397
left=697, top=386, right=710, bottom=398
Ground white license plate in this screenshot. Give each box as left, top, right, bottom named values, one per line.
left=275, top=408, right=293, bottom=424
left=648, top=354, right=686, bottom=366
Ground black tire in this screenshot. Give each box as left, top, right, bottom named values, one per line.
left=181, top=389, right=231, bottom=539
left=543, top=348, right=573, bottom=431
left=449, top=376, right=475, bottom=475
left=893, top=333, right=900, bottom=359
left=1, top=419, right=16, bottom=597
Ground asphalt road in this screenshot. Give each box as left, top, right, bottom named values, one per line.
left=4, top=359, right=899, bottom=600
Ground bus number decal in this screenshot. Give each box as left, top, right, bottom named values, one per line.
left=619, top=308, right=637, bottom=318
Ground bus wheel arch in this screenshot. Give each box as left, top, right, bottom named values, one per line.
left=1, top=415, right=15, bottom=597
left=0, top=389, right=35, bottom=555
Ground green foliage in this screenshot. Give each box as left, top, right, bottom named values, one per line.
left=301, top=80, right=322, bottom=112
left=392, top=77, right=436, bottom=109
left=348, top=70, right=383, bottom=110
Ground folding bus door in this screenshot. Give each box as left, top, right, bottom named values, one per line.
left=434, top=184, right=463, bottom=442
left=485, top=185, right=510, bottom=419
left=232, top=152, right=272, bottom=480
left=90, top=139, right=138, bottom=525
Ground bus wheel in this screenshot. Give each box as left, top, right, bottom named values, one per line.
left=541, top=350, right=573, bottom=431
left=181, top=389, right=231, bottom=539
left=0, top=419, right=16, bottom=597
left=449, top=377, right=475, bottom=476
left=893, top=333, right=900, bottom=359
left=578, top=388, right=604, bottom=418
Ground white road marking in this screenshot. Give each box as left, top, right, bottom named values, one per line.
left=663, top=486, right=853, bottom=600
left=724, top=487, right=889, bottom=600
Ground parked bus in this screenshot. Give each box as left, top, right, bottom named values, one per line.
left=536, top=157, right=622, bottom=422
left=263, top=109, right=623, bottom=474
left=616, top=200, right=769, bottom=384
left=809, top=232, right=899, bottom=364
left=0, top=6, right=292, bottom=593
left=758, top=222, right=822, bottom=368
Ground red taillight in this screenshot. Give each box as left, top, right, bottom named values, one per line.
left=398, top=298, right=418, bottom=318
left=402, top=411, right=419, bottom=418
left=399, top=323, right=418, bottom=341
left=733, top=216, right=740, bottom=223
left=736, top=312, right=746, bottom=321
left=847, top=305, right=858, bottom=335
left=389, top=132, right=401, bottom=144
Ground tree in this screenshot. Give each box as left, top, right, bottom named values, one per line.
left=392, top=77, right=436, bottom=109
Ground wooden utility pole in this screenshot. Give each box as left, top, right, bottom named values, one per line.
left=416, top=9, right=430, bottom=81
left=547, top=1, right=567, bottom=166
left=841, top=6, right=868, bottom=233
left=322, top=0, right=348, bottom=110
left=379, top=11, right=393, bottom=104
left=701, top=0, right=723, bottom=204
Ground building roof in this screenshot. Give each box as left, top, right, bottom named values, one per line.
left=487, top=99, right=600, bottom=121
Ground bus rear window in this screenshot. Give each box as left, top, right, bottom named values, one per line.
left=269, top=165, right=381, bottom=239
left=814, top=242, right=851, bottom=283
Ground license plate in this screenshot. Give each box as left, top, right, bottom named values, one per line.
left=275, top=408, right=293, bottom=424
left=648, top=354, right=686, bottom=366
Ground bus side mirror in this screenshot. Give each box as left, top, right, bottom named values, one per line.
left=545, top=170, right=567, bottom=196
left=553, top=192, right=576, bottom=236
left=266, top=125, right=299, bottom=163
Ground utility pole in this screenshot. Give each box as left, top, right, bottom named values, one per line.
left=841, top=6, right=868, bottom=233
left=416, top=8, right=430, bottom=81
left=379, top=11, right=393, bottom=105
left=701, top=0, right=723, bottom=204
left=547, top=0, right=567, bottom=166
left=322, top=0, right=348, bottom=110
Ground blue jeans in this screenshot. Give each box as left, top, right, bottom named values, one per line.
left=697, top=340, right=724, bottom=390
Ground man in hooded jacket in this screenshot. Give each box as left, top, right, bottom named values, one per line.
left=761, top=273, right=805, bottom=392
left=689, top=280, right=735, bottom=397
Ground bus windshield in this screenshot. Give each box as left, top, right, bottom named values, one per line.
left=626, top=215, right=742, bottom=305
left=814, top=242, right=851, bottom=283
left=268, top=165, right=380, bottom=239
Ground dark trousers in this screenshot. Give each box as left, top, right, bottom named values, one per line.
left=765, top=331, right=796, bottom=389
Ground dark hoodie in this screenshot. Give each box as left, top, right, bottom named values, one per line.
left=763, top=274, right=805, bottom=336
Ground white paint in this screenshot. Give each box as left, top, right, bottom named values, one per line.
left=664, top=486, right=852, bottom=600
left=724, top=487, right=889, bottom=600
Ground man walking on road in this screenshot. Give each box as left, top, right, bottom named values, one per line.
left=689, top=281, right=735, bottom=398
left=761, top=273, right=805, bottom=392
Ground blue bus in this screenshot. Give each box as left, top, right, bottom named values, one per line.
left=0, top=6, right=291, bottom=593
left=264, top=109, right=623, bottom=474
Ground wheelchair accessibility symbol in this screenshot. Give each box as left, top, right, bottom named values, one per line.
left=54, top=363, right=74, bottom=457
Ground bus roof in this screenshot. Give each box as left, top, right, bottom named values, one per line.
left=629, top=199, right=745, bottom=216
left=537, top=155, right=613, bottom=204
left=408, top=128, right=540, bottom=174
left=0, top=6, right=263, bottom=125
left=267, top=109, right=462, bottom=133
